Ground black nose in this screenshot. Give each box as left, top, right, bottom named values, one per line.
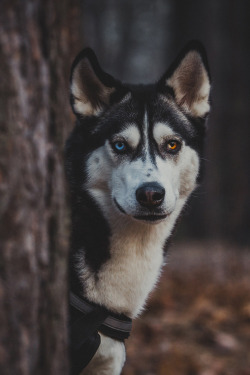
left=136, top=182, right=165, bottom=208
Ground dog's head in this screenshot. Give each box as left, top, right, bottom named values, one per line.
left=66, top=42, right=211, bottom=224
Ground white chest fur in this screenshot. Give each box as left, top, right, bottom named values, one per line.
left=81, top=334, right=125, bottom=375
left=95, top=224, right=164, bottom=317
left=78, top=199, right=185, bottom=318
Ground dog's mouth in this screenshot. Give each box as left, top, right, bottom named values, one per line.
left=114, top=198, right=168, bottom=222
left=114, top=198, right=127, bottom=214
left=133, top=214, right=168, bottom=222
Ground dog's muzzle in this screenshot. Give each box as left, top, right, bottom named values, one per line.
left=114, top=182, right=168, bottom=222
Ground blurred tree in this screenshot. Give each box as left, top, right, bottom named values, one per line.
left=0, top=0, right=81, bottom=374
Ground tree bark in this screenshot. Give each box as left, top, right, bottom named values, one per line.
left=0, top=0, right=81, bottom=374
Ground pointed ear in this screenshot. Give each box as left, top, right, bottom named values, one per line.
left=70, top=48, right=123, bottom=118
left=160, top=41, right=211, bottom=118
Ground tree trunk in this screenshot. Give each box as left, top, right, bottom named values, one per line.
left=0, top=1, right=81, bottom=374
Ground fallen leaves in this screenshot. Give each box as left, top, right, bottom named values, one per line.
left=122, top=242, right=250, bottom=375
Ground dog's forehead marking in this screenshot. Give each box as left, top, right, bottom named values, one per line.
left=142, top=109, right=155, bottom=166
left=143, top=110, right=149, bottom=142
left=153, top=122, right=179, bottom=144
left=115, top=124, right=141, bottom=149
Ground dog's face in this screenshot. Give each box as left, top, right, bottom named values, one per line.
left=67, top=42, right=211, bottom=224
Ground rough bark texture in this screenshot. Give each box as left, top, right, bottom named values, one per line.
left=0, top=1, right=81, bottom=374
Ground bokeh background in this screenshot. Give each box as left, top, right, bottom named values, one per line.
left=1, top=1, right=250, bottom=374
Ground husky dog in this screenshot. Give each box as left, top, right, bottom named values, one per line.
left=66, top=41, right=211, bottom=375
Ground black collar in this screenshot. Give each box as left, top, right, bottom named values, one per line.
left=70, top=292, right=132, bottom=341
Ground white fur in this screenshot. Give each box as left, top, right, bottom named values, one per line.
left=166, top=50, right=210, bottom=118
left=81, top=334, right=125, bottom=375
left=153, top=122, right=199, bottom=197
left=143, top=110, right=149, bottom=145
left=153, top=122, right=179, bottom=144
left=83, top=123, right=199, bottom=315
left=113, top=125, right=141, bottom=149
left=71, top=80, right=97, bottom=116
left=74, top=98, right=97, bottom=116
left=71, top=69, right=115, bottom=116
left=81, top=123, right=199, bottom=316
left=78, top=196, right=186, bottom=317
left=80, top=121, right=199, bottom=374
left=78, top=198, right=186, bottom=375
left=191, top=79, right=210, bottom=117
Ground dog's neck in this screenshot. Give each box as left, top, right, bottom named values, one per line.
left=72, top=195, right=186, bottom=318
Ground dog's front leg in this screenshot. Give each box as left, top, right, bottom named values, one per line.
left=81, top=333, right=126, bottom=375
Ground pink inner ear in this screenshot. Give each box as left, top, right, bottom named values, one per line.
left=71, top=58, right=115, bottom=117
left=166, top=51, right=210, bottom=117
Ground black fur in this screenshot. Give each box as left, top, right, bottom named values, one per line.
left=66, top=41, right=210, bottom=289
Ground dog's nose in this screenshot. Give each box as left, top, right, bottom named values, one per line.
left=136, top=182, right=165, bottom=208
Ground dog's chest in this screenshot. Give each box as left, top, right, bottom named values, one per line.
left=82, top=222, right=167, bottom=317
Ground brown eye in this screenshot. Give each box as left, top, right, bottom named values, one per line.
left=166, top=140, right=181, bottom=153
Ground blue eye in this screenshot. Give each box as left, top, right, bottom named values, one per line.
left=114, top=141, right=126, bottom=152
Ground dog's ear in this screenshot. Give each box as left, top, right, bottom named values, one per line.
left=70, top=48, right=124, bottom=118
left=159, top=41, right=211, bottom=118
